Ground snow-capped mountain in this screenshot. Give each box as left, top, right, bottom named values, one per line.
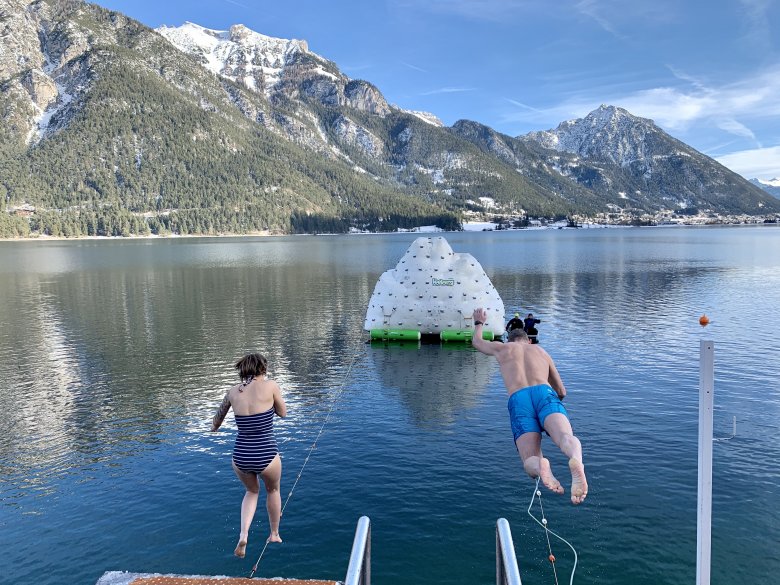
left=157, top=22, right=317, bottom=97
left=523, top=105, right=680, bottom=167
left=156, top=22, right=443, bottom=126
left=1, top=0, right=778, bottom=239
left=519, top=105, right=776, bottom=212
left=750, top=178, right=780, bottom=199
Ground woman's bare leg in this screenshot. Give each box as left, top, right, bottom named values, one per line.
left=260, top=454, right=282, bottom=543
left=232, top=461, right=260, bottom=557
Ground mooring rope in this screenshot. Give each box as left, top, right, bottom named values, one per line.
left=248, top=345, right=364, bottom=578
left=527, top=477, right=579, bottom=585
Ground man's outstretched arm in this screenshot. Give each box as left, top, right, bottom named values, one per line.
left=471, top=307, right=501, bottom=356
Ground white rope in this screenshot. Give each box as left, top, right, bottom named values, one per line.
left=249, top=346, right=364, bottom=578
left=527, top=477, right=579, bottom=585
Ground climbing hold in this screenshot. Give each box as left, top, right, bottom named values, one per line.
left=699, top=314, right=710, bottom=326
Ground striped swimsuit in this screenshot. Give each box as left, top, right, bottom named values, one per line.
left=232, top=407, right=279, bottom=474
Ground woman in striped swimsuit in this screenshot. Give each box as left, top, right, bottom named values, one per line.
left=212, top=353, right=287, bottom=557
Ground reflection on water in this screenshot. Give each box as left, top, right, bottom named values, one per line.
left=369, top=342, right=494, bottom=428
left=1, top=227, right=779, bottom=585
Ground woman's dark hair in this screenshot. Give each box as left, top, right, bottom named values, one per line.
left=235, top=353, right=268, bottom=382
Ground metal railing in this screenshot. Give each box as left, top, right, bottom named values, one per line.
left=344, top=516, right=371, bottom=585
left=344, top=516, right=520, bottom=585
left=496, top=518, right=522, bottom=585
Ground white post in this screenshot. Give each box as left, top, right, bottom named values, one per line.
left=697, top=340, right=714, bottom=585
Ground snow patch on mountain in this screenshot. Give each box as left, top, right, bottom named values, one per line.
left=332, top=116, right=385, bottom=159
left=156, top=22, right=315, bottom=96
left=415, top=165, right=446, bottom=184
left=522, top=104, right=662, bottom=167
left=404, top=110, right=444, bottom=127
left=30, top=81, right=73, bottom=142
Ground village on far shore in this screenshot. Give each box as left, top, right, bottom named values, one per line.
left=5, top=193, right=779, bottom=241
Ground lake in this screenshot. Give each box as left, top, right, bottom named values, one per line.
left=1, top=227, right=778, bottom=585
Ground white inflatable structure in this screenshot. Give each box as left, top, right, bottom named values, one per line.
left=364, top=236, right=505, bottom=339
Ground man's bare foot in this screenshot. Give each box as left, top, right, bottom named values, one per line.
left=539, top=457, right=564, bottom=494
left=234, top=539, right=247, bottom=558
left=569, top=458, right=588, bottom=505
left=267, top=532, right=282, bottom=543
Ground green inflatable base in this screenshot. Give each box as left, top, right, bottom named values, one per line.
left=369, top=329, right=422, bottom=341
left=440, top=329, right=495, bottom=342
left=369, top=329, right=495, bottom=342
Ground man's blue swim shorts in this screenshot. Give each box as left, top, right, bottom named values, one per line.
left=507, top=384, right=569, bottom=440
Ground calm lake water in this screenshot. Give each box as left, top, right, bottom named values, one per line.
left=1, top=227, right=779, bottom=585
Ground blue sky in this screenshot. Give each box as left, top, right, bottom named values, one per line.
left=96, top=0, right=780, bottom=180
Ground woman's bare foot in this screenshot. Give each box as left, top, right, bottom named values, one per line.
left=539, top=457, right=564, bottom=494
left=234, top=539, right=247, bottom=558
left=267, top=532, right=282, bottom=543
left=568, top=458, right=588, bottom=505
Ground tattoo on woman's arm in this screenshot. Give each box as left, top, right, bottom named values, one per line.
left=212, top=394, right=231, bottom=430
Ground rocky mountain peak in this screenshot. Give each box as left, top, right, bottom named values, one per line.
left=750, top=178, right=780, bottom=199
left=156, top=21, right=314, bottom=96
left=157, top=20, right=396, bottom=117
left=403, top=110, right=444, bottom=127
left=522, top=104, right=667, bottom=166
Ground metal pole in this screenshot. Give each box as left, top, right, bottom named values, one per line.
left=496, top=518, right=522, bottom=585
left=345, top=516, right=371, bottom=585
left=697, top=340, right=714, bottom=585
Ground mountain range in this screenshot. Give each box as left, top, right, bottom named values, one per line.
left=1, top=0, right=778, bottom=237
left=750, top=178, right=780, bottom=199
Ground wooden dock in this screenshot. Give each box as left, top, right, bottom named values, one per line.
left=97, top=572, right=339, bottom=585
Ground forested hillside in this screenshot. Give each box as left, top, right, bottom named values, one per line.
left=1, top=0, right=778, bottom=238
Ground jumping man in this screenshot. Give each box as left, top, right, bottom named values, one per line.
left=471, top=308, right=588, bottom=504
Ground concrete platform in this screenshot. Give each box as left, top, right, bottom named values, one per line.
left=97, top=572, right=339, bottom=585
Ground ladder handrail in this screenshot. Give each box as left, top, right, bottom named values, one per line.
left=344, top=516, right=371, bottom=585
left=496, top=518, right=522, bottom=585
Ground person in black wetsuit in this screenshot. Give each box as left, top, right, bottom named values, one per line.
left=524, top=313, right=540, bottom=332
left=506, top=312, right=524, bottom=333
left=524, top=313, right=541, bottom=344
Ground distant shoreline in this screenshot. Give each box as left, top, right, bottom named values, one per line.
left=0, top=231, right=279, bottom=243
left=0, top=221, right=775, bottom=243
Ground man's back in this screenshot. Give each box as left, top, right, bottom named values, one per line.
left=493, top=342, right=566, bottom=399
left=471, top=307, right=566, bottom=400
left=494, top=343, right=548, bottom=391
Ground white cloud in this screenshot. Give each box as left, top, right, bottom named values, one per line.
left=714, top=118, right=758, bottom=143
left=504, top=98, right=544, bottom=113
left=716, top=146, right=780, bottom=180
left=573, top=0, right=677, bottom=36
left=575, top=0, right=620, bottom=36
left=221, top=0, right=251, bottom=8
left=502, top=63, right=780, bottom=137
left=401, top=61, right=428, bottom=73
left=421, top=87, right=476, bottom=96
